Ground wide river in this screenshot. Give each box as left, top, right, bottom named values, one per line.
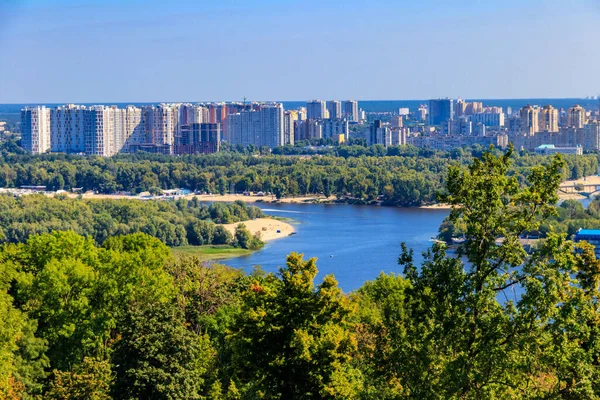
left=224, top=203, right=449, bottom=292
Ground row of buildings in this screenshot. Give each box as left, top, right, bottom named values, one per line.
left=359, top=99, right=598, bottom=152
left=21, top=100, right=359, bottom=156
left=21, top=104, right=222, bottom=156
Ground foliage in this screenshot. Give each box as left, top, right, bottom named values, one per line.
left=227, top=253, right=363, bottom=398
left=1, top=146, right=600, bottom=398
left=0, top=194, right=263, bottom=247
left=0, top=144, right=594, bottom=206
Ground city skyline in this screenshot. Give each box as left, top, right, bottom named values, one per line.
left=1, top=0, right=600, bottom=103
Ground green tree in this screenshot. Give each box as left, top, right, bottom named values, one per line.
left=228, top=253, right=363, bottom=398
left=47, top=357, right=113, bottom=400
left=111, top=300, right=214, bottom=400
left=356, top=145, right=600, bottom=398
left=213, top=225, right=233, bottom=245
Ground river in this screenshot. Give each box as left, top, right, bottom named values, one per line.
left=223, top=203, right=449, bottom=292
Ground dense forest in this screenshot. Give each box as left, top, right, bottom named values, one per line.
left=2, top=148, right=600, bottom=398
left=0, top=140, right=597, bottom=206
left=0, top=195, right=264, bottom=249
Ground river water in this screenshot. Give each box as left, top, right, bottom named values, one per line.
left=223, top=203, right=449, bottom=292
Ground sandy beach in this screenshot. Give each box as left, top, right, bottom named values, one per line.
left=419, top=203, right=453, bottom=210
left=221, top=218, right=295, bottom=242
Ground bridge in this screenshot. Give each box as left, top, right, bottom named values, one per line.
left=559, top=183, right=600, bottom=196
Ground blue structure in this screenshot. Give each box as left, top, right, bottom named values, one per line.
left=574, top=229, right=600, bottom=258
left=428, top=98, right=454, bottom=126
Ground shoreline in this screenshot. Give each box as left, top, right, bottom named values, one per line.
left=28, top=189, right=582, bottom=209
left=221, top=217, right=295, bottom=242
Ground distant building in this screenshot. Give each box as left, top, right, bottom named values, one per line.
left=283, top=110, right=298, bottom=145
left=343, top=100, right=359, bottom=122
left=469, top=112, right=505, bottom=128
left=366, top=120, right=392, bottom=146
left=178, top=123, right=221, bottom=154
left=307, top=100, right=326, bottom=120
left=520, top=105, right=539, bottom=135
left=539, top=105, right=559, bottom=132
left=50, top=104, right=87, bottom=153
left=326, top=100, right=342, bottom=119
left=390, top=115, right=403, bottom=129
left=567, top=105, right=587, bottom=128
left=227, top=103, right=284, bottom=148
left=574, top=229, right=600, bottom=258
left=455, top=99, right=467, bottom=117
left=21, top=106, right=51, bottom=154
left=398, top=108, right=410, bottom=116
left=535, top=144, right=583, bottom=156
left=466, top=102, right=483, bottom=115
left=428, top=98, right=454, bottom=126
left=321, top=119, right=349, bottom=140
left=416, top=105, right=428, bottom=122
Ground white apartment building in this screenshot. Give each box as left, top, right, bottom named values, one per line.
left=85, top=106, right=115, bottom=157
left=21, top=106, right=51, bottom=154
left=469, top=112, right=505, bottom=127
left=227, top=104, right=284, bottom=148
left=50, top=104, right=87, bottom=153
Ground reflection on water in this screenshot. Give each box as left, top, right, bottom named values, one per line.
left=223, top=203, right=449, bottom=292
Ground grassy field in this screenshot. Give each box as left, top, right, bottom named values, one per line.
left=171, top=245, right=253, bottom=261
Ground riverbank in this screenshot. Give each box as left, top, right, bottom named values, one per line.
left=171, top=245, right=253, bottom=261
left=170, top=217, right=295, bottom=262
left=181, top=193, right=335, bottom=204
left=222, top=217, right=295, bottom=241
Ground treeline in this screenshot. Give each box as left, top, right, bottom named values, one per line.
left=0, top=194, right=263, bottom=248
left=539, top=198, right=600, bottom=237
left=2, top=149, right=600, bottom=398
left=1, top=141, right=597, bottom=206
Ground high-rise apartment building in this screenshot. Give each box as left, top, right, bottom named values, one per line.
left=50, top=104, right=87, bottom=153
left=284, top=110, right=298, bottom=145
left=455, top=99, right=467, bottom=117
left=321, top=119, right=349, bottom=140
left=326, top=101, right=342, bottom=119
left=469, top=112, right=505, bottom=127
left=428, top=98, right=454, bottom=126
left=307, top=100, right=326, bottom=120
left=227, top=103, right=284, bottom=148
left=178, top=123, right=221, bottom=154
left=391, top=115, right=403, bottom=129
left=122, top=106, right=145, bottom=152
left=366, top=120, right=392, bottom=146
left=538, top=105, right=559, bottom=132
left=21, top=106, right=51, bottom=154
left=520, top=105, right=539, bottom=135
left=567, top=105, right=587, bottom=128
left=148, top=104, right=180, bottom=154
left=465, top=102, right=483, bottom=115
left=343, top=100, right=359, bottom=122
left=85, top=106, right=116, bottom=157
left=416, top=105, right=428, bottom=122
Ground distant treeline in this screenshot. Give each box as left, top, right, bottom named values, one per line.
left=0, top=140, right=597, bottom=206
left=0, top=194, right=263, bottom=248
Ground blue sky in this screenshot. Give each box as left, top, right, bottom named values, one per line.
left=0, top=0, right=598, bottom=103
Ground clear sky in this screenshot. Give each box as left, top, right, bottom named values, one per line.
left=0, top=0, right=599, bottom=103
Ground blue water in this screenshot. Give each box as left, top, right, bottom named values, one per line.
left=2, top=98, right=598, bottom=114
left=223, top=203, right=449, bottom=292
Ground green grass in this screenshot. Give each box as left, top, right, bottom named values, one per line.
left=171, top=245, right=253, bottom=261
